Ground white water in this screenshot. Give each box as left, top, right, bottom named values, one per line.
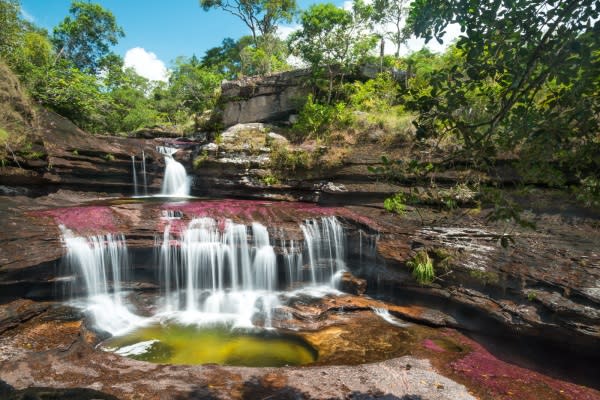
left=141, top=150, right=148, bottom=196
left=63, top=216, right=349, bottom=334
left=131, top=155, right=138, bottom=197
left=61, top=227, right=144, bottom=335
left=158, top=146, right=191, bottom=197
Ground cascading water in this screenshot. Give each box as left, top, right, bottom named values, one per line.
left=131, top=155, right=138, bottom=196
left=63, top=216, right=350, bottom=333
left=141, top=150, right=148, bottom=196
left=157, top=146, right=190, bottom=197
left=61, top=227, right=142, bottom=335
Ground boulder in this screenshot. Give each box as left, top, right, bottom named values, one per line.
left=220, top=70, right=311, bottom=127
left=337, top=271, right=367, bottom=295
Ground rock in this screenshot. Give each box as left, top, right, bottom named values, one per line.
left=266, top=132, right=288, bottom=145
left=201, top=142, right=218, bottom=152
left=337, top=271, right=367, bottom=295
left=219, top=123, right=279, bottom=154
left=220, top=70, right=311, bottom=127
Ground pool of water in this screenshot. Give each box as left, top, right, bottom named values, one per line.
left=101, top=324, right=318, bottom=367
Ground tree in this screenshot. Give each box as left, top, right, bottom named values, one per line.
left=289, top=1, right=377, bottom=103
left=202, top=37, right=250, bottom=79
left=199, top=0, right=296, bottom=45
left=406, top=0, right=600, bottom=189
left=0, top=0, right=25, bottom=64
left=372, top=0, right=410, bottom=57
left=52, top=1, right=124, bottom=73
left=169, top=56, right=223, bottom=115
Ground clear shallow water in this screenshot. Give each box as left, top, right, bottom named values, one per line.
left=101, top=323, right=317, bottom=367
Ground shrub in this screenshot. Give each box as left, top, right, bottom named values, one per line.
left=407, top=250, right=435, bottom=285
left=348, top=72, right=399, bottom=112
left=383, top=192, right=406, bottom=215
left=269, top=142, right=314, bottom=174
left=293, top=94, right=354, bottom=140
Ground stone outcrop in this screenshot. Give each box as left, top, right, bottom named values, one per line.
left=220, top=69, right=311, bottom=127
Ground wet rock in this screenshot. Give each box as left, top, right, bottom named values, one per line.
left=338, top=272, right=367, bottom=295
left=0, top=300, right=51, bottom=335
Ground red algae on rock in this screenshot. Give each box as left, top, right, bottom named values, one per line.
left=446, top=332, right=600, bottom=400
left=161, top=199, right=340, bottom=221
left=35, top=206, right=116, bottom=235
left=423, top=339, right=446, bottom=353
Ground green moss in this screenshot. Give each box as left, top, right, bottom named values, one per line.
left=0, top=127, right=8, bottom=143
left=193, top=150, right=209, bottom=169
left=469, top=269, right=500, bottom=285
left=261, top=174, right=279, bottom=186
left=269, top=142, right=315, bottom=174
left=104, top=153, right=115, bottom=162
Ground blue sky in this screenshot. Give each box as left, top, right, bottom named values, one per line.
left=19, top=0, right=342, bottom=80
left=20, top=0, right=456, bottom=81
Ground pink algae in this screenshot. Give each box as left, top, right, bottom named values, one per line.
left=36, top=206, right=116, bottom=234
left=449, top=333, right=600, bottom=400
left=422, top=339, right=445, bottom=352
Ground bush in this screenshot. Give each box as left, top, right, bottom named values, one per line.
left=383, top=192, right=406, bottom=215
left=348, top=72, right=399, bottom=112
left=293, top=94, right=353, bottom=140
left=269, top=142, right=315, bottom=174
left=407, top=250, right=435, bottom=285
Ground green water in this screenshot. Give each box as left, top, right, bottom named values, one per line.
left=101, top=324, right=317, bottom=367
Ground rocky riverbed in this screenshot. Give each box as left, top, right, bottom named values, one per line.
left=0, top=192, right=599, bottom=399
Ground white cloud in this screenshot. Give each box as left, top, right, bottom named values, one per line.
left=277, top=25, right=300, bottom=40
left=20, top=7, right=35, bottom=22
left=124, top=47, right=169, bottom=82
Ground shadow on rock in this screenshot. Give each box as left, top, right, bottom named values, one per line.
left=348, top=393, right=424, bottom=400
left=0, top=379, right=118, bottom=400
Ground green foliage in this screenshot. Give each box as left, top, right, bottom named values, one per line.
left=576, top=177, right=600, bottom=208
left=239, top=35, right=290, bottom=76
left=406, top=250, right=434, bottom=285
left=383, top=192, right=406, bottom=215
left=200, top=0, right=296, bottom=45
left=193, top=150, right=209, bottom=169
left=289, top=1, right=378, bottom=102
left=164, top=56, right=223, bottom=120
left=0, top=0, right=24, bottom=63
left=0, top=128, right=8, bottom=143
left=348, top=72, right=399, bottom=112
left=293, top=94, right=353, bottom=140
left=372, top=0, right=410, bottom=57
left=527, top=291, right=537, bottom=302
left=52, top=1, right=124, bottom=73
left=104, top=153, right=115, bottom=161
left=269, top=142, right=314, bottom=173
left=31, top=62, right=105, bottom=131
left=261, top=174, right=279, bottom=186
left=406, top=0, right=600, bottom=190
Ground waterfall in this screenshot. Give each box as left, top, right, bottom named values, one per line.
left=61, top=227, right=142, bottom=335
left=299, top=216, right=346, bottom=285
left=131, top=155, right=138, bottom=197
left=157, top=146, right=190, bottom=197
left=141, top=150, right=148, bottom=196
left=63, top=216, right=352, bottom=332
